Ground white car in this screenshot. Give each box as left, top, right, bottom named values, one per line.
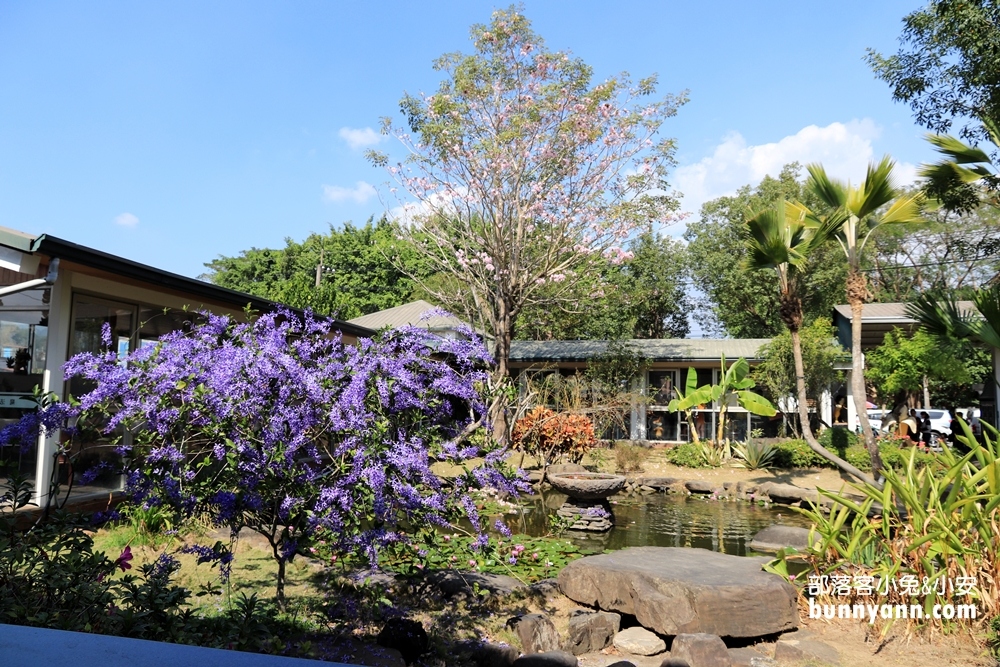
left=866, top=409, right=952, bottom=437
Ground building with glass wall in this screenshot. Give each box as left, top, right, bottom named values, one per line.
left=0, top=226, right=373, bottom=513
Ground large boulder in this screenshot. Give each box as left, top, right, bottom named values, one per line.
left=510, top=613, right=561, bottom=654
left=557, top=547, right=798, bottom=639
left=566, top=609, right=620, bottom=655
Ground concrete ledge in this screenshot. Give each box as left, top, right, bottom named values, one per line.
left=0, top=623, right=357, bottom=667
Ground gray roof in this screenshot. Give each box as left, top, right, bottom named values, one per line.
left=348, top=300, right=469, bottom=332
left=510, top=338, right=772, bottom=363
left=833, top=301, right=977, bottom=322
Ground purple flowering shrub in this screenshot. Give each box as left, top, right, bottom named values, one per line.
left=3, top=309, right=526, bottom=607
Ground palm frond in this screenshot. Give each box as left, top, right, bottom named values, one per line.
left=926, top=133, right=993, bottom=166
left=806, top=164, right=848, bottom=208
left=906, top=293, right=977, bottom=341
left=855, top=156, right=898, bottom=219
left=971, top=285, right=1000, bottom=350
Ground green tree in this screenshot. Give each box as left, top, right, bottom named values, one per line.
left=867, top=0, right=1000, bottom=144
left=744, top=202, right=872, bottom=483
left=805, top=157, right=925, bottom=475
left=684, top=165, right=846, bottom=337
left=866, top=328, right=990, bottom=410
left=515, top=230, right=689, bottom=340
left=203, top=218, right=430, bottom=320
left=753, top=320, right=845, bottom=433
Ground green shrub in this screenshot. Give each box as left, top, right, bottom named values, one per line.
left=818, top=427, right=858, bottom=454
left=770, top=439, right=829, bottom=469
left=732, top=439, right=777, bottom=470
left=663, top=442, right=707, bottom=468
left=769, top=430, right=1000, bottom=631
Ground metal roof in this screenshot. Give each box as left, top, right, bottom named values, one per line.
left=0, top=226, right=375, bottom=339
left=348, top=299, right=467, bottom=332
left=510, top=338, right=773, bottom=363
left=832, top=301, right=978, bottom=350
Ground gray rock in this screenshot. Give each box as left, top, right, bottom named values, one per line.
left=749, top=525, right=817, bottom=554
left=613, top=627, right=666, bottom=656
left=511, top=650, right=578, bottom=667
left=528, top=578, right=562, bottom=598
left=548, top=472, right=627, bottom=500
left=669, top=634, right=730, bottom=667
left=458, top=641, right=519, bottom=667
left=511, top=613, right=561, bottom=654
left=557, top=547, right=798, bottom=638
left=428, top=570, right=526, bottom=597
left=658, top=659, right=691, bottom=667
left=727, top=647, right=775, bottom=667
left=757, top=483, right=819, bottom=506
left=685, top=480, right=716, bottom=494
left=773, top=636, right=840, bottom=665
left=333, top=642, right=407, bottom=667
left=567, top=609, right=621, bottom=655
left=638, top=477, right=680, bottom=489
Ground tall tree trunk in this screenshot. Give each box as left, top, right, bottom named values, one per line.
left=491, top=302, right=513, bottom=443
left=847, top=269, right=883, bottom=475
left=791, top=328, right=875, bottom=485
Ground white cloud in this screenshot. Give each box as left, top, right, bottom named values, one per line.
left=338, top=126, right=383, bottom=150
left=673, top=119, right=918, bottom=217
left=114, top=212, right=139, bottom=227
left=322, top=180, right=377, bottom=204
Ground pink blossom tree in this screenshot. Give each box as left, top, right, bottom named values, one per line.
left=368, top=7, right=687, bottom=384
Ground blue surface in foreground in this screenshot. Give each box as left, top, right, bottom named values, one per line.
left=0, top=623, right=357, bottom=667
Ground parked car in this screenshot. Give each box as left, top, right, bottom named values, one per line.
left=923, top=409, right=953, bottom=437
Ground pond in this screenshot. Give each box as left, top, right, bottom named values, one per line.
left=510, top=491, right=813, bottom=557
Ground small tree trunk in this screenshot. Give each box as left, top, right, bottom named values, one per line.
left=491, top=303, right=513, bottom=442
left=791, top=328, right=876, bottom=486
left=271, top=542, right=287, bottom=612
left=922, top=375, right=931, bottom=410
left=847, top=270, right=883, bottom=475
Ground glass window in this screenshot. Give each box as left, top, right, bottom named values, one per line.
left=648, top=370, right=675, bottom=406
left=0, top=287, right=49, bottom=481
left=66, top=295, right=137, bottom=494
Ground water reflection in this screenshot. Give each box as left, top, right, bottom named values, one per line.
left=508, top=491, right=812, bottom=557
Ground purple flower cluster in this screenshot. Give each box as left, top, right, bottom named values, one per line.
left=2, top=309, right=525, bottom=574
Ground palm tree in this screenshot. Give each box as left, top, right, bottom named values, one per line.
left=908, top=285, right=1000, bottom=350
left=744, top=200, right=876, bottom=485
left=920, top=116, right=1000, bottom=214
left=806, top=157, right=925, bottom=475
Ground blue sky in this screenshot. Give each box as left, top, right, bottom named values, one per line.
left=0, top=1, right=930, bottom=279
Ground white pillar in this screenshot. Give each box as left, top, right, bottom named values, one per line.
left=820, top=387, right=832, bottom=428
left=631, top=374, right=647, bottom=440
left=845, top=370, right=858, bottom=433
left=32, top=269, right=72, bottom=507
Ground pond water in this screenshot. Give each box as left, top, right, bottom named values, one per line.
left=511, top=491, right=813, bottom=557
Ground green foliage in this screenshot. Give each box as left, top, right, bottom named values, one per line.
left=614, top=443, right=649, bottom=473
left=770, top=439, right=828, bottom=469
left=765, top=437, right=935, bottom=472
left=753, top=319, right=844, bottom=409
left=817, top=427, right=858, bottom=454
left=684, top=164, right=847, bottom=337
left=732, top=438, right=777, bottom=471
left=663, top=442, right=708, bottom=469
left=203, top=218, right=431, bottom=320
left=323, top=531, right=582, bottom=585
left=516, top=231, right=690, bottom=340
left=0, top=470, right=300, bottom=652
left=866, top=328, right=990, bottom=407
left=775, top=425, right=1000, bottom=628
left=867, top=0, right=1000, bottom=145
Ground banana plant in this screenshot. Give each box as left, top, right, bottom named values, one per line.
left=667, top=356, right=776, bottom=455
left=667, top=367, right=711, bottom=444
